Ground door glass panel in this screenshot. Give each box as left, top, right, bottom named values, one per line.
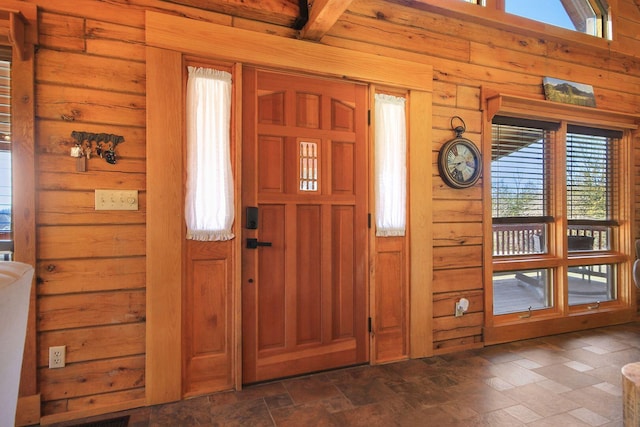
left=493, top=268, right=552, bottom=315
left=299, top=140, right=318, bottom=192
left=568, top=264, right=615, bottom=306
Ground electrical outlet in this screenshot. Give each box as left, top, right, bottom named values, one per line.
left=49, top=345, right=66, bottom=369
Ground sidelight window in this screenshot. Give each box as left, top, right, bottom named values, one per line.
left=374, top=93, right=407, bottom=237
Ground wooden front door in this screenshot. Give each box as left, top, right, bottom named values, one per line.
left=242, top=68, right=368, bottom=383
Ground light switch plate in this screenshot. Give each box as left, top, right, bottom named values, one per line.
left=95, top=189, right=139, bottom=211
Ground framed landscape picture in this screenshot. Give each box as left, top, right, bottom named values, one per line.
left=543, top=77, right=596, bottom=107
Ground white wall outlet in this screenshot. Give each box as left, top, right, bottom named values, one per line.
left=49, top=345, right=66, bottom=369
left=95, top=189, right=139, bottom=211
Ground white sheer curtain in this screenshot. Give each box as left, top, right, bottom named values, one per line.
left=185, top=66, right=234, bottom=241
left=375, top=93, right=407, bottom=237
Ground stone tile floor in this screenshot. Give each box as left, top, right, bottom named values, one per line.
left=51, top=321, right=640, bottom=426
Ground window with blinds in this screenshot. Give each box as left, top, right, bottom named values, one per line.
left=491, top=115, right=623, bottom=314
left=566, top=125, right=619, bottom=252
left=0, top=57, right=11, bottom=260
left=491, top=117, right=556, bottom=256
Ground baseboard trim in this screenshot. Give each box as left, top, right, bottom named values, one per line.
left=39, top=398, right=145, bottom=426
left=16, top=394, right=40, bottom=427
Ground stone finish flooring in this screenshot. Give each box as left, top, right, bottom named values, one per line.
left=50, top=322, right=640, bottom=427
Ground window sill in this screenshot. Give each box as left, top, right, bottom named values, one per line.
left=493, top=255, right=563, bottom=272
left=485, top=306, right=636, bottom=344
left=567, top=251, right=628, bottom=265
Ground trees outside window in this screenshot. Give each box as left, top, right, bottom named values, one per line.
left=491, top=119, right=620, bottom=316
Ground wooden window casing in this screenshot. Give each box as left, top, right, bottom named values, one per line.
left=0, top=57, right=11, bottom=257
left=482, top=88, right=638, bottom=344
left=0, top=2, right=38, bottom=425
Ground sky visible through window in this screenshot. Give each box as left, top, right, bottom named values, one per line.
left=506, top=0, right=575, bottom=30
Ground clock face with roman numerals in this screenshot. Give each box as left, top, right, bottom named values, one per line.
left=438, top=137, right=482, bottom=189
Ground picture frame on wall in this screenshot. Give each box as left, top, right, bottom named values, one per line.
left=543, top=77, right=596, bottom=107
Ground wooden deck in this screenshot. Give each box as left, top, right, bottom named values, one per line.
left=494, top=271, right=613, bottom=315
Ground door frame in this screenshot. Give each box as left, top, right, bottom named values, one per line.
left=145, top=10, right=433, bottom=404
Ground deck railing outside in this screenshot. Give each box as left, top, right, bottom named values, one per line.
left=493, top=223, right=609, bottom=256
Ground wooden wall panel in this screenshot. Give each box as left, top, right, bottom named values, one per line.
left=31, top=5, right=148, bottom=422
left=184, top=241, right=234, bottom=396
left=43, top=388, right=146, bottom=417
left=372, top=236, right=408, bottom=363
left=429, top=92, right=485, bottom=353
left=36, top=85, right=145, bottom=126
left=36, top=50, right=145, bottom=93
left=38, top=190, right=146, bottom=225
left=37, top=257, right=146, bottom=295
left=37, top=225, right=145, bottom=259
left=39, top=12, right=85, bottom=51
left=37, top=121, right=147, bottom=158
left=19, top=0, right=640, bottom=423
left=39, top=356, right=144, bottom=401
left=38, top=291, right=145, bottom=331
left=39, top=324, right=145, bottom=366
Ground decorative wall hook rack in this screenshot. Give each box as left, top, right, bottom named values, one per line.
left=70, top=131, right=125, bottom=171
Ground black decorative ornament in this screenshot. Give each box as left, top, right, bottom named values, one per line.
left=438, top=116, right=482, bottom=189
left=104, top=150, right=117, bottom=164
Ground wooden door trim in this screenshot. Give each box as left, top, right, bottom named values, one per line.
left=145, top=11, right=431, bottom=92
left=146, top=47, right=184, bottom=404
left=145, top=12, right=433, bottom=405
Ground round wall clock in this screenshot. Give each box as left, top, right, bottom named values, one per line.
left=438, top=117, right=482, bottom=189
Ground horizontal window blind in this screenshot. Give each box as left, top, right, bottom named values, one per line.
left=566, top=128, right=616, bottom=222
left=491, top=122, right=552, bottom=219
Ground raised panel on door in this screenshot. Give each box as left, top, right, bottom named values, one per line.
left=184, top=241, right=234, bottom=395
left=373, top=236, right=408, bottom=363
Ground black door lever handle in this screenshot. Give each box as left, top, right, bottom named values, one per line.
left=246, top=238, right=272, bottom=249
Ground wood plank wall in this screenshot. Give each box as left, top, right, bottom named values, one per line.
left=19, top=0, right=640, bottom=420
left=33, top=1, right=147, bottom=417
left=336, top=0, right=640, bottom=352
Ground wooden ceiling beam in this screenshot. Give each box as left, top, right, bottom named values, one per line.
left=299, top=0, right=354, bottom=41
